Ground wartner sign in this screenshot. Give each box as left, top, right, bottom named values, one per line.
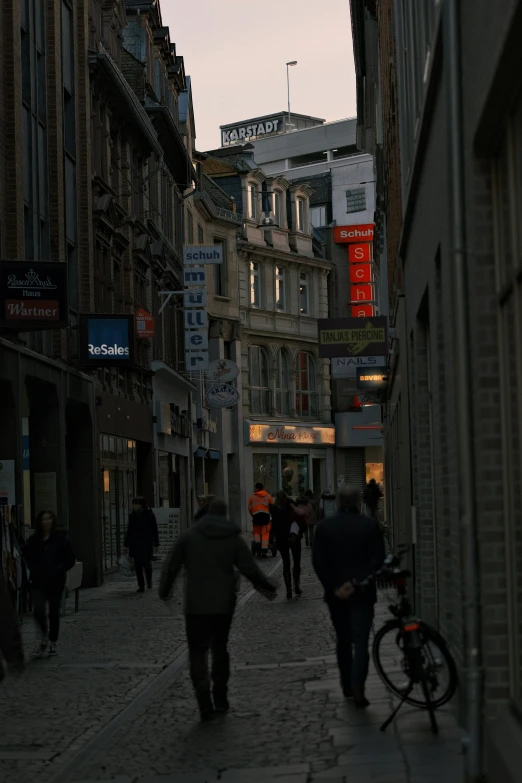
left=333, top=224, right=375, bottom=243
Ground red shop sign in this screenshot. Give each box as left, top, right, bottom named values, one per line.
left=348, top=243, right=372, bottom=263
left=333, top=224, right=375, bottom=244
left=350, top=264, right=373, bottom=284
left=351, top=284, right=374, bottom=303
left=135, top=308, right=154, bottom=338
left=351, top=304, right=375, bottom=318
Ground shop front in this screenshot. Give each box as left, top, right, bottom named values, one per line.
left=243, top=421, right=335, bottom=519
left=334, top=406, right=384, bottom=501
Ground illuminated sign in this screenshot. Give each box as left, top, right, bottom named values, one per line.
left=331, top=356, right=386, bottom=379
left=183, top=245, right=223, bottom=265
left=246, top=423, right=335, bottom=445
left=333, top=224, right=375, bottom=244
left=80, top=315, right=134, bottom=367
left=350, top=264, right=373, bottom=283
left=350, top=284, right=374, bottom=303
left=351, top=305, right=375, bottom=318
left=318, top=317, right=387, bottom=358
left=0, top=261, right=68, bottom=330
left=356, top=367, right=388, bottom=390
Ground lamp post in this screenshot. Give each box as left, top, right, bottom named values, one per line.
left=286, top=60, right=297, bottom=132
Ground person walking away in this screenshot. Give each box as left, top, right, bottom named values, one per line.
left=269, top=491, right=298, bottom=599
left=320, top=488, right=338, bottom=520
left=290, top=495, right=312, bottom=595
left=363, top=478, right=383, bottom=518
left=0, top=569, right=24, bottom=679
left=304, top=489, right=318, bottom=547
left=195, top=494, right=215, bottom=522
left=159, top=497, right=277, bottom=721
left=248, top=483, right=273, bottom=553
left=124, top=497, right=159, bottom=593
left=23, top=510, right=76, bottom=657
left=312, top=486, right=385, bottom=707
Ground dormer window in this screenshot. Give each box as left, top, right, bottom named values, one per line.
left=249, top=184, right=258, bottom=220
left=297, top=197, right=306, bottom=232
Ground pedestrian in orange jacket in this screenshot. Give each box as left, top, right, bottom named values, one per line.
left=248, top=483, right=273, bottom=550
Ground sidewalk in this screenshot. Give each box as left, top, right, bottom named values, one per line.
left=1, top=550, right=465, bottom=783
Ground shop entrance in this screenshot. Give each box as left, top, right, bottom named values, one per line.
left=100, top=436, right=136, bottom=571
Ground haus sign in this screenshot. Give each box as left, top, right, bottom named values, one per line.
left=246, top=423, right=335, bottom=446
left=0, top=261, right=68, bottom=330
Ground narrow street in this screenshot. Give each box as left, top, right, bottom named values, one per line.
left=2, top=551, right=463, bottom=783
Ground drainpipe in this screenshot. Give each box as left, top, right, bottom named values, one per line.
left=444, top=2, right=483, bottom=780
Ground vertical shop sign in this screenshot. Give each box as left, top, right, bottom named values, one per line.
left=348, top=243, right=372, bottom=263
left=183, top=252, right=211, bottom=372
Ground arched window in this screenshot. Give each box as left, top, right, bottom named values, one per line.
left=296, top=352, right=318, bottom=417
left=274, top=190, right=283, bottom=226
left=276, top=350, right=291, bottom=416
left=249, top=345, right=270, bottom=414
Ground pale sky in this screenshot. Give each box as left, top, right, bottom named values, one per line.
left=160, top=0, right=357, bottom=151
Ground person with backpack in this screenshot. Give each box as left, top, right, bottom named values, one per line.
left=124, top=497, right=159, bottom=593
left=23, top=510, right=76, bottom=657
left=159, top=497, right=277, bottom=721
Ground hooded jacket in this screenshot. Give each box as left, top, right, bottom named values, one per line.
left=159, top=514, right=276, bottom=614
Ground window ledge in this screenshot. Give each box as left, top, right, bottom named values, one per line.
left=214, top=295, right=232, bottom=302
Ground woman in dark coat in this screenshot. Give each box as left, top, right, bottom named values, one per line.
left=23, top=510, right=76, bottom=657
left=269, top=491, right=302, bottom=599
left=124, top=497, right=159, bottom=593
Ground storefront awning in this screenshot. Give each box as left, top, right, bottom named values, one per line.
left=208, top=449, right=220, bottom=460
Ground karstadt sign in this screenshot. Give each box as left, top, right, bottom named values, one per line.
left=221, top=118, right=281, bottom=146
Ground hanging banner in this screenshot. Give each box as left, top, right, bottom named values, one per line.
left=348, top=243, right=372, bottom=262
left=184, top=310, right=208, bottom=328
left=185, top=351, right=209, bottom=371
left=350, top=264, right=373, bottom=283
left=333, top=224, right=374, bottom=244
left=318, top=316, right=387, bottom=358
left=206, top=384, right=240, bottom=408
left=0, top=261, right=69, bottom=330
left=207, top=359, right=239, bottom=383
left=135, top=308, right=154, bottom=338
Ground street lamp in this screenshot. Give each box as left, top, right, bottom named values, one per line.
left=286, top=61, right=297, bottom=133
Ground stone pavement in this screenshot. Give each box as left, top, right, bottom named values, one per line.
left=1, top=549, right=465, bottom=783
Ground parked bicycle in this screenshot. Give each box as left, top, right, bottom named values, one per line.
left=356, top=545, right=458, bottom=734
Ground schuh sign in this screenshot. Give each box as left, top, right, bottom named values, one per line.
left=0, top=261, right=68, bottom=330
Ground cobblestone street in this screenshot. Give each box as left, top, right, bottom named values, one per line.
left=1, top=550, right=464, bottom=783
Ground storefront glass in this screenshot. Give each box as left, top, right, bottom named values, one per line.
left=253, top=453, right=278, bottom=497
left=100, top=436, right=136, bottom=570
left=281, top=454, right=308, bottom=497
left=366, top=461, right=383, bottom=486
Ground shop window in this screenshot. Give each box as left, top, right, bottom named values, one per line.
left=250, top=260, right=261, bottom=308
left=281, top=454, right=308, bottom=497
left=276, top=349, right=292, bottom=416
left=249, top=345, right=270, bottom=415
left=253, top=453, right=278, bottom=498
left=296, top=351, right=318, bottom=418
left=275, top=266, right=286, bottom=311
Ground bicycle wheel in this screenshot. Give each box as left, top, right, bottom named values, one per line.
left=372, top=619, right=458, bottom=709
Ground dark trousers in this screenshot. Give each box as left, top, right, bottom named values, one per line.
left=278, top=538, right=301, bottom=575
left=32, top=586, right=62, bottom=643
left=185, top=613, right=234, bottom=698
left=304, top=524, right=315, bottom=546
left=134, top=556, right=152, bottom=589
left=329, top=601, right=374, bottom=690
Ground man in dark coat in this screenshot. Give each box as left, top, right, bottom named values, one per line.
left=124, top=497, right=159, bottom=593
left=0, top=570, right=24, bottom=679
left=312, top=486, right=385, bottom=707
left=159, top=497, right=277, bottom=721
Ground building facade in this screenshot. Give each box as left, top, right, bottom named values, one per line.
left=350, top=1, right=522, bottom=781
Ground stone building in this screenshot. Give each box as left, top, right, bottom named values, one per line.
left=350, top=1, right=522, bottom=780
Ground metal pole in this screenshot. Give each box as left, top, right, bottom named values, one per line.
left=287, top=63, right=291, bottom=132
left=444, top=1, right=483, bottom=780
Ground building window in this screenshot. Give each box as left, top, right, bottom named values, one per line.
left=21, top=0, right=49, bottom=260
left=186, top=209, right=194, bottom=243
left=214, top=237, right=227, bottom=296
left=297, top=198, right=306, bottom=232
left=250, top=260, right=261, bottom=308
left=249, top=345, right=270, bottom=415
left=276, top=350, right=292, bottom=416
left=310, top=205, right=327, bottom=228
left=296, top=352, right=318, bottom=418
left=249, top=184, right=258, bottom=220
left=275, top=266, right=285, bottom=311
left=346, top=188, right=367, bottom=213
left=332, top=145, right=357, bottom=159
left=274, top=190, right=282, bottom=226
left=299, top=272, right=309, bottom=315
left=198, top=224, right=204, bottom=244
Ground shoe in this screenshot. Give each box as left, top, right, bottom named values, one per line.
left=293, top=571, right=302, bottom=596
left=343, top=687, right=354, bottom=699
left=353, top=686, right=370, bottom=708
left=213, top=691, right=230, bottom=714
left=196, top=688, right=214, bottom=721
left=48, top=643, right=58, bottom=656
left=136, top=587, right=145, bottom=593
left=200, top=709, right=215, bottom=722
left=147, top=582, right=152, bottom=590
left=32, top=640, right=48, bottom=658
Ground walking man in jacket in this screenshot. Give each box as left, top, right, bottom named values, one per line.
left=124, top=497, right=159, bottom=593
left=159, top=497, right=277, bottom=721
left=248, top=482, right=273, bottom=553
left=312, top=486, right=385, bottom=708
